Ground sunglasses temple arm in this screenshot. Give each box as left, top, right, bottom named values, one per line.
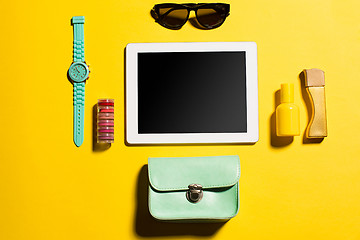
left=151, top=9, right=159, bottom=21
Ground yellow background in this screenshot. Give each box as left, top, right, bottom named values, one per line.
left=1, top=0, right=359, bottom=239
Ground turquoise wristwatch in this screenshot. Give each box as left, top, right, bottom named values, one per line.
left=68, top=16, right=90, bottom=147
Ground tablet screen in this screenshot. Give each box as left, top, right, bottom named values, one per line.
left=137, top=51, right=247, bottom=134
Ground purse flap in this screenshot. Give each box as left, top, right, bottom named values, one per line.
left=148, top=155, right=240, bottom=191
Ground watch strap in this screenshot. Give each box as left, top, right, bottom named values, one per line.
left=72, top=16, right=85, bottom=62
left=73, top=82, right=85, bottom=147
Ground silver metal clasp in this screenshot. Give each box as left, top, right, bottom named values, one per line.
left=186, top=184, right=203, bottom=203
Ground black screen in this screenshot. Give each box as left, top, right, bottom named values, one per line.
left=137, top=51, right=247, bottom=133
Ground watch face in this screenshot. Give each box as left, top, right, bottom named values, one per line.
left=69, top=62, right=89, bottom=82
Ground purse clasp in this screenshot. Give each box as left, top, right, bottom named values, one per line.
left=187, top=184, right=203, bottom=203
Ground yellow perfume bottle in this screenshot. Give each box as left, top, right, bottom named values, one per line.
left=303, top=69, right=327, bottom=138
left=276, top=83, right=300, bottom=136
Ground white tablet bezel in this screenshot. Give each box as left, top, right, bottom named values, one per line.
left=126, top=42, right=258, bottom=144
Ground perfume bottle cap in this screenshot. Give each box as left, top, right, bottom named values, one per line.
left=280, top=83, right=294, bottom=103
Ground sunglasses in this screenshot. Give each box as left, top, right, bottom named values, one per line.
left=152, top=3, right=230, bottom=30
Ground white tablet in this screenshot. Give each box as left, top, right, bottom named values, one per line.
left=126, top=42, right=258, bottom=144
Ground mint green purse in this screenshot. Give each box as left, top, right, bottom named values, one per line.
left=148, top=155, right=240, bottom=221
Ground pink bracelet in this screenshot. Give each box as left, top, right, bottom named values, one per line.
left=97, top=99, right=114, bottom=143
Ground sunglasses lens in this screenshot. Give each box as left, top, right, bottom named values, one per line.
left=196, top=6, right=228, bottom=28
left=160, top=8, right=188, bottom=29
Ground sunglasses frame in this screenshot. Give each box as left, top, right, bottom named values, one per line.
left=152, top=3, right=230, bottom=30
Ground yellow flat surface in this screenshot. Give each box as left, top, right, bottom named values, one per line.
left=1, top=0, right=360, bottom=239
